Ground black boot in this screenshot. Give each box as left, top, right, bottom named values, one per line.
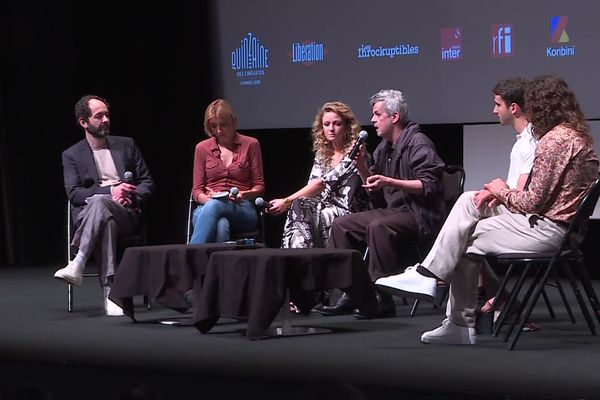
left=353, top=292, right=396, bottom=319
left=317, top=292, right=353, bottom=316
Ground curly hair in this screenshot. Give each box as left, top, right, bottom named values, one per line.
left=311, top=101, right=361, bottom=165
left=203, top=99, right=238, bottom=137
left=525, top=75, right=590, bottom=140
left=74, top=95, right=109, bottom=126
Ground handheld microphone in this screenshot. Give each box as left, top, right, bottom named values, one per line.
left=229, top=187, right=239, bottom=196
left=346, top=130, right=368, bottom=164
left=254, top=197, right=265, bottom=209
left=124, top=171, right=133, bottom=183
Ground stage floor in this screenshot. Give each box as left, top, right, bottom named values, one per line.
left=1, top=265, right=599, bottom=400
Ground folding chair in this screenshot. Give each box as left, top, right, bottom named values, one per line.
left=409, top=164, right=465, bottom=316
left=66, top=200, right=148, bottom=312
left=490, top=176, right=600, bottom=350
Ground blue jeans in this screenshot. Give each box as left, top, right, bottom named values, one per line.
left=190, top=198, right=258, bottom=244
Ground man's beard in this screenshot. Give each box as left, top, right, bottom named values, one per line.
left=87, top=123, right=110, bottom=138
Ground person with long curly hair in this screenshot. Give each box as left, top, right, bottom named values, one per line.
left=376, top=75, right=599, bottom=345
left=268, top=101, right=368, bottom=249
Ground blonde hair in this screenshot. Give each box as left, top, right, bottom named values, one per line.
left=312, top=101, right=361, bottom=165
left=203, top=99, right=238, bottom=137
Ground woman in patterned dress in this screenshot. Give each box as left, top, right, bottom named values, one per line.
left=267, top=101, right=368, bottom=248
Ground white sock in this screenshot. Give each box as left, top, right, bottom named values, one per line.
left=72, top=251, right=87, bottom=268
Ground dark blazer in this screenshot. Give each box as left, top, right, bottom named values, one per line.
left=62, top=135, right=155, bottom=218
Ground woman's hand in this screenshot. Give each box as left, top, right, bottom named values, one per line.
left=267, top=198, right=289, bottom=215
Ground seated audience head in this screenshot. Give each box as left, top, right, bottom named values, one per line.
left=312, top=101, right=361, bottom=164
left=525, top=74, right=590, bottom=140
left=203, top=99, right=238, bottom=141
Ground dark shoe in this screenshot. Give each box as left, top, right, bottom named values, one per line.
left=317, top=292, right=353, bottom=316
left=353, top=293, right=396, bottom=320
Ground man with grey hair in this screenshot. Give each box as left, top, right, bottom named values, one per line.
left=320, top=89, right=445, bottom=319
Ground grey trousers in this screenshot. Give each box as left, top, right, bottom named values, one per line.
left=422, top=191, right=565, bottom=327
left=72, top=196, right=138, bottom=285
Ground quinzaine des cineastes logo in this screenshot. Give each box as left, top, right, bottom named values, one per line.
left=289, top=40, right=327, bottom=66
left=547, top=16, right=575, bottom=58
left=231, top=33, right=269, bottom=86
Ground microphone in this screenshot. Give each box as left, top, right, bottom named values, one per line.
left=124, top=171, right=133, bottom=183
left=345, top=130, right=368, bottom=164
left=254, top=197, right=265, bottom=209
left=229, top=187, right=239, bottom=196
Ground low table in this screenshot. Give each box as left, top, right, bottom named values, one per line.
left=193, top=247, right=377, bottom=339
left=110, top=243, right=254, bottom=319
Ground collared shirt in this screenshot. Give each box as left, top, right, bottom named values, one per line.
left=506, top=123, right=536, bottom=189
left=192, top=132, right=265, bottom=201
left=496, top=124, right=599, bottom=223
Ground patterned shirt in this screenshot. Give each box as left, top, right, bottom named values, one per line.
left=496, top=124, right=599, bottom=223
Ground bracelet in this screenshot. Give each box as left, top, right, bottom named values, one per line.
left=284, top=197, right=292, bottom=209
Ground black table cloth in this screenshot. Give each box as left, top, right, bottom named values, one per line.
left=110, top=243, right=250, bottom=319
left=193, top=247, right=377, bottom=339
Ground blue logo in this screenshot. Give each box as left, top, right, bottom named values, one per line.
left=547, top=16, right=575, bottom=58
left=357, top=42, right=419, bottom=59
left=491, top=23, right=513, bottom=58
left=231, top=33, right=269, bottom=86
left=290, top=41, right=326, bottom=65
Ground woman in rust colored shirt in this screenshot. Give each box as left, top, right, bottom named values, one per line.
left=189, top=99, right=265, bottom=244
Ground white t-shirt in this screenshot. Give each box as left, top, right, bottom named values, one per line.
left=505, top=123, right=536, bottom=189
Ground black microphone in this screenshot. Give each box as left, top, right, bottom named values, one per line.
left=254, top=197, right=266, bottom=209
left=345, top=130, right=368, bottom=164
left=124, top=171, right=133, bottom=183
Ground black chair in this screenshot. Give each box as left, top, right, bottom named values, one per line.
left=490, top=176, right=600, bottom=350
left=66, top=200, right=148, bottom=312
left=186, top=192, right=265, bottom=244
left=409, top=164, right=465, bottom=316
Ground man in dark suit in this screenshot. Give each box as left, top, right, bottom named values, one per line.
left=54, top=95, right=155, bottom=316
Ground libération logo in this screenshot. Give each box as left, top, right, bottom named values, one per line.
left=491, top=23, right=513, bottom=58
left=357, top=42, right=419, bottom=59
left=290, top=40, right=327, bottom=66
left=440, top=27, right=462, bottom=61
left=231, top=32, right=269, bottom=86
left=547, top=16, right=575, bottom=58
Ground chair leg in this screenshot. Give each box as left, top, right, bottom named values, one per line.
left=540, top=287, right=556, bottom=319
left=562, top=261, right=596, bottom=336
left=575, top=261, right=600, bottom=327
left=410, top=299, right=419, bottom=316
left=508, top=261, right=556, bottom=350
left=68, top=283, right=74, bottom=313
left=551, top=268, right=575, bottom=324
left=493, top=263, right=530, bottom=337
left=500, top=263, right=539, bottom=341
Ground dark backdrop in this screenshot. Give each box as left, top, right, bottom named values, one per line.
left=2, top=2, right=596, bottom=277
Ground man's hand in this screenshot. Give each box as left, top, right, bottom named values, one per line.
left=473, top=189, right=494, bottom=209
left=363, top=174, right=388, bottom=192
left=483, top=178, right=509, bottom=196
left=112, top=182, right=137, bottom=206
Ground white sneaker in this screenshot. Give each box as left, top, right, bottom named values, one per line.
left=375, top=265, right=436, bottom=302
left=53, top=261, right=83, bottom=287
left=103, top=288, right=124, bottom=317
left=421, top=318, right=476, bottom=345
